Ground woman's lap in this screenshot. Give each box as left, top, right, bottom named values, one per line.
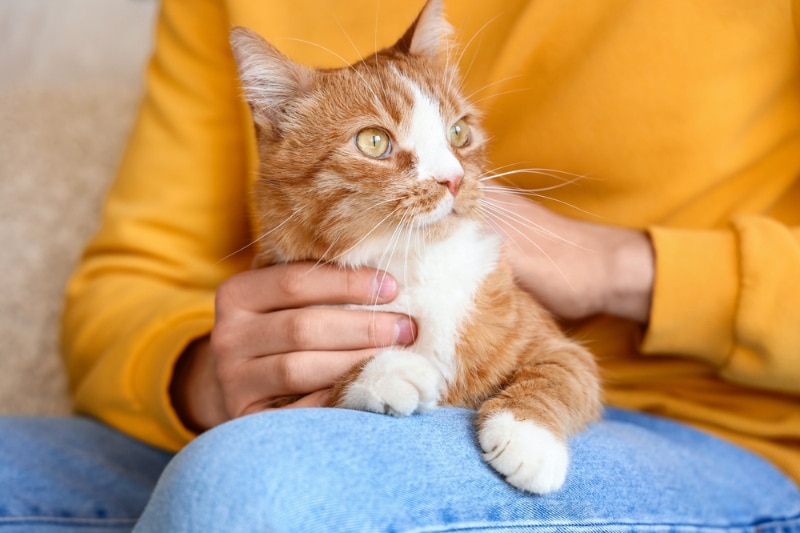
left=135, top=407, right=800, bottom=532
left=1, top=409, right=798, bottom=532
left=0, top=416, right=171, bottom=532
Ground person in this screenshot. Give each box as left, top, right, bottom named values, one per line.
left=2, top=0, right=799, bottom=530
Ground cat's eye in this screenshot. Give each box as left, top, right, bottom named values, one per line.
left=355, top=128, right=392, bottom=159
left=449, top=118, right=470, bottom=148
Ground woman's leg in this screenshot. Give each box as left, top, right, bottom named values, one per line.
left=0, top=416, right=172, bottom=532
left=134, top=407, right=800, bottom=532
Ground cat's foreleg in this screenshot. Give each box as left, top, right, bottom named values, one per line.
left=327, top=350, right=442, bottom=416
left=476, top=338, right=600, bottom=494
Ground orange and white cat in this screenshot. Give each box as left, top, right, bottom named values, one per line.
left=230, top=0, right=600, bottom=494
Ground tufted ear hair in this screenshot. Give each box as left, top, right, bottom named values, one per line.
left=393, top=0, right=453, bottom=58
left=229, top=27, right=314, bottom=128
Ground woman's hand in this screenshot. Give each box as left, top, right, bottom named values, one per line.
left=483, top=188, right=655, bottom=323
left=170, top=263, right=416, bottom=432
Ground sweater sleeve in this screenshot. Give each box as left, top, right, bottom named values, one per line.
left=643, top=2, right=800, bottom=394
left=643, top=215, right=800, bottom=395
left=60, top=0, right=253, bottom=451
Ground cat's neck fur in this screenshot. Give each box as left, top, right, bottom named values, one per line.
left=347, top=219, right=501, bottom=385
left=338, top=218, right=499, bottom=287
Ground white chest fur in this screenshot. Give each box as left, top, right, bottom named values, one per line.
left=340, top=220, right=501, bottom=385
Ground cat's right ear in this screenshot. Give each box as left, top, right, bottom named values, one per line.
left=229, top=27, right=312, bottom=128
left=394, top=0, right=453, bottom=58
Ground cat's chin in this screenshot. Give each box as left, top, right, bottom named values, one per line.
left=416, top=211, right=478, bottom=244
left=415, top=195, right=481, bottom=237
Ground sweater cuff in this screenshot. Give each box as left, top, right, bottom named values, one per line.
left=641, top=226, right=739, bottom=366
left=138, top=302, right=216, bottom=450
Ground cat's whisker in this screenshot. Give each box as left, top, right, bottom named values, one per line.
left=312, top=233, right=345, bottom=271
left=402, top=214, right=418, bottom=321
left=479, top=197, right=590, bottom=251
left=454, top=13, right=502, bottom=84
left=474, top=209, right=527, bottom=257
left=481, top=163, right=592, bottom=180
left=321, top=204, right=403, bottom=266
left=465, top=74, right=524, bottom=102
left=282, top=37, right=382, bottom=104
left=332, top=15, right=391, bottom=106
left=480, top=167, right=589, bottom=185
left=373, top=0, right=380, bottom=70
left=478, top=199, right=550, bottom=238
left=366, top=207, right=415, bottom=341
left=368, top=206, right=411, bottom=325
left=480, top=184, right=600, bottom=220
left=471, top=206, right=500, bottom=234
left=373, top=211, right=411, bottom=319
left=473, top=162, right=538, bottom=182
left=317, top=195, right=406, bottom=265
left=363, top=208, right=408, bottom=321
left=217, top=208, right=303, bottom=263
left=477, top=166, right=600, bottom=219
left=357, top=195, right=407, bottom=213
left=372, top=11, right=397, bottom=111
left=444, top=44, right=463, bottom=99
left=378, top=207, right=410, bottom=275
left=334, top=15, right=365, bottom=66
left=281, top=37, right=356, bottom=69
left=470, top=87, right=531, bottom=106
left=477, top=203, right=575, bottom=290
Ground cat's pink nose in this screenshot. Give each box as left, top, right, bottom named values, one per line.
left=437, top=173, right=463, bottom=197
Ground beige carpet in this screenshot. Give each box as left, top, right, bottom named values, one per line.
left=0, top=0, right=156, bottom=414
left=0, top=85, right=142, bottom=414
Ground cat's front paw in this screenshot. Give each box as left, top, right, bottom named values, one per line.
left=478, top=411, right=569, bottom=494
left=337, top=350, right=441, bottom=416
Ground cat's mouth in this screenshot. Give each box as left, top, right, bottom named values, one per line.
left=416, top=187, right=478, bottom=228
left=437, top=193, right=459, bottom=217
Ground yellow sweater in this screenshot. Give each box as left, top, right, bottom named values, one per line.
left=62, top=0, right=800, bottom=482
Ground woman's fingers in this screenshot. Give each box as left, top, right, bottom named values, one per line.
left=213, top=308, right=415, bottom=359
left=227, top=348, right=376, bottom=415
left=204, top=262, right=419, bottom=421
left=213, top=307, right=415, bottom=417
left=239, top=389, right=333, bottom=417
left=216, top=262, right=398, bottom=313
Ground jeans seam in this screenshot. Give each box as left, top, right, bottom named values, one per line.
left=404, top=515, right=800, bottom=533
left=0, top=516, right=137, bottom=527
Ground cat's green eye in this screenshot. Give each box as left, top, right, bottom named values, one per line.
left=449, top=118, right=470, bottom=148
left=355, top=128, right=391, bottom=159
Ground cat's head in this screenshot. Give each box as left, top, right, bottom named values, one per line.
left=231, top=0, right=488, bottom=267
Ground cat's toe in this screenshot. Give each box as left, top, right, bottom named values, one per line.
left=339, top=350, right=441, bottom=416
left=478, top=411, right=569, bottom=494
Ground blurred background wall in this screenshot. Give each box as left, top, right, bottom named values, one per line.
left=0, top=0, right=158, bottom=414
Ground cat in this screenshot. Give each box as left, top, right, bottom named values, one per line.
left=229, top=0, right=601, bottom=494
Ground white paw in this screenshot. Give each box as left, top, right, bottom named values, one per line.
left=478, top=411, right=569, bottom=494
left=339, top=350, right=441, bottom=416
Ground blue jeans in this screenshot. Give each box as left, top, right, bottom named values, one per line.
left=0, top=409, right=798, bottom=532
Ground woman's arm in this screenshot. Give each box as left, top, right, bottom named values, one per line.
left=61, top=0, right=248, bottom=451
left=485, top=187, right=800, bottom=396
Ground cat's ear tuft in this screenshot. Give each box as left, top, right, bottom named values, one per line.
left=395, top=0, right=453, bottom=58
left=229, top=27, right=313, bottom=126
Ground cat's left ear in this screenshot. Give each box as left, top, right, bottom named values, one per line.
left=394, top=0, right=453, bottom=58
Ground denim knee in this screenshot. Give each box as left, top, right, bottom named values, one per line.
left=134, top=409, right=429, bottom=532
left=133, top=408, right=800, bottom=533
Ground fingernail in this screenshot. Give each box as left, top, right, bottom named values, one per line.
left=394, top=318, right=416, bottom=345
left=372, top=275, right=397, bottom=300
